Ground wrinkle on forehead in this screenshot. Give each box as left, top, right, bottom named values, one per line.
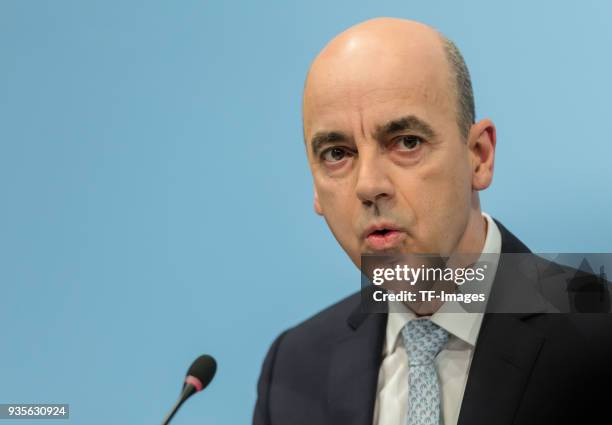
left=303, top=74, right=453, bottom=141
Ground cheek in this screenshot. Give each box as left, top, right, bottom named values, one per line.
left=316, top=180, right=359, bottom=246
left=408, top=149, right=472, bottom=246
left=316, top=178, right=351, bottom=211
left=316, top=185, right=365, bottom=267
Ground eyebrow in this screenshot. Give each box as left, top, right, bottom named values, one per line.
left=374, top=115, right=437, bottom=140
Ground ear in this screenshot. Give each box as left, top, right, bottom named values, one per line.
left=314, top=187, right=323, bottom=216
left=467, top=118, right=496, bottom=191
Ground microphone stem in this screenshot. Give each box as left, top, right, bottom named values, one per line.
left=160, top=397, right=183, bottom=425
left=161, top=384, right=196, bottom=425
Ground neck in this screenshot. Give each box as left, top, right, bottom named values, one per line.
left=455, top=205, right=487, bottom=255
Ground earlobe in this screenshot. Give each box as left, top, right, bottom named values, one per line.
left=314, top=189, right=323, bottom=216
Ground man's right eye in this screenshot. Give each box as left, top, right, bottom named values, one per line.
left=321, top=147, right=350, bottom=162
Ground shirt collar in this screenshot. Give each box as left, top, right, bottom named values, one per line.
left=384, top=212, right=502, bottom=354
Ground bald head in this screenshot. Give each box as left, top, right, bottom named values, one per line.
left=303, top=18, right=474, bottom=141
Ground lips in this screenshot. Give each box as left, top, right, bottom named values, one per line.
left=363, top=224, right=406, bottom=251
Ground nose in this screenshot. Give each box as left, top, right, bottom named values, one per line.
left=355, top=150, right=395, bottom=207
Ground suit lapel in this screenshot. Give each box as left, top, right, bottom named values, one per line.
left=458, top=219, right=546, bottom=425
left=457, top=314, right=545, bottom=425
left=328, top=308, right=386, bottom=425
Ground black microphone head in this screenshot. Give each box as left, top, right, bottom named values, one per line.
left=163, top=355, right=217, bottom=425
left=185, top=354, right=217, bottom=392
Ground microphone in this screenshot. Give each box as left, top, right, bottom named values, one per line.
left=161, top=354, right=217, bottom=425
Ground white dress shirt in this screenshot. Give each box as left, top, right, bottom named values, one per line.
left=372, top=212, right=502, bottom=425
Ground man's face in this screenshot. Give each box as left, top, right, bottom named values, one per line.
left=303, top=35, right=476, bottom=269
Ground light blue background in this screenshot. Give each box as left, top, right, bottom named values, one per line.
left=1, top=1, right=610, bottom=424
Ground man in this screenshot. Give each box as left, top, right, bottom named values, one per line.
left=253, top=18, right=611, bottom=425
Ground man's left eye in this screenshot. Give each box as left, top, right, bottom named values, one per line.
left=393, top=135, right=423, bottom=151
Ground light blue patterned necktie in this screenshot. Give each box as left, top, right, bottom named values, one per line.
left=401, top=319, right=449, bottom=425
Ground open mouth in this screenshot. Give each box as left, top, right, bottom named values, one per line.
left=369, top=228, right=394, bottom=236
left=364, top=226, right=405, bottom=250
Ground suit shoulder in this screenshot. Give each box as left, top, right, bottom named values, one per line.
left=281, top=292, right=361, bottom=347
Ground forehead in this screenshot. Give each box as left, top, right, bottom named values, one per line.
left=303, top=41, right=455, bottom=141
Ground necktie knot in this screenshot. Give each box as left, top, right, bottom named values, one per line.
left=402, top=319, right=449, bottom=366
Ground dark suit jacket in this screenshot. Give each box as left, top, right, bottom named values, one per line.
left=253, top=220, right=612, bottom=425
